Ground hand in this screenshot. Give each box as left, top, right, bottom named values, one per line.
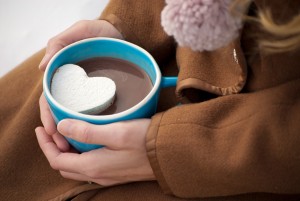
left=38, top=20, right=122, bottom=137
left=39, top=20, right=123, bottom=71
left=35, top=118, right=155, bottom=186
left=39, top=94, right=71, bottom=152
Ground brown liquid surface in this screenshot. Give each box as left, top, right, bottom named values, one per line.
left=76, top=57, right=153, bottom=115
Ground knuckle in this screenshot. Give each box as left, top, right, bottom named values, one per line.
left=116, top=133, right=126, bottom=147
left=46, top=37, right=65, bottom=51
left=115, top=124, right=129, bottom=147
left=59, top=171, right=69, bottom=179
left=59, top=170, right=68, bottom=179
left=81, top=124, right=91, bottom=144
left=47, top=37, right=56, bottom=47
left=49, top=160, right=59, bottom=170
left=74, top=20, right=90, bottom=29
left=85, top=170, right=98, bottom=179
left=74, top=20, right=97, bottom=36
left=98, top=179, right=115, bottom=186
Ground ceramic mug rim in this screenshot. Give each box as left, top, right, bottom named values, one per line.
left=43, top=37, right=162, bottom=121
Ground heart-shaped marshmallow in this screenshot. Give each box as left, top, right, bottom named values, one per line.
left=51, top=64, right=116, bottom=115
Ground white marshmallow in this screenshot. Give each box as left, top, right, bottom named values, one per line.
left=51, top=64, right=116, bottom=115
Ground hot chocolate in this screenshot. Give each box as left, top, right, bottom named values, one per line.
left=76, top=57, right=153, bottom=115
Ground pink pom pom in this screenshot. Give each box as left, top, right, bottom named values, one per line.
left=161, top=0, right=243, bottom=51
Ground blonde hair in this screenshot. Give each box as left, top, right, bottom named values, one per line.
left=231, top=0, right=300, bottom=54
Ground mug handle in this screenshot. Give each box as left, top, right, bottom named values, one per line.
left=161, top=76, right=178, bottom=88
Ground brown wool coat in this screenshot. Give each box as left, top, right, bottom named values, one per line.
left=0, top=0, right=300, bottom=200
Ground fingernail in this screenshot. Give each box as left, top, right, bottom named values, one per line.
left=39, top=54, right=50, bottom=70
left=35, top=127, right=43, bottom=135
left=57, top=120, right=72, bottom=135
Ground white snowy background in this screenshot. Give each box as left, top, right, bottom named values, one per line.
left=0, top=0, right=109, bottom=77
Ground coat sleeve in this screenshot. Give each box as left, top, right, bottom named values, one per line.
left=146, top=78, right=300, bottom=198
left=99, top=0, right=174, bottom=63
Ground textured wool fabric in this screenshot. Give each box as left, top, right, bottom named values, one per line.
left=0, top=50, right=104, bottom=201
left=148, top=79, right=300, bottom=197
left=175, top=39, right=247, bottom=101
left=101, top=0, right=300, bottom=198
left=1, top=0, right=300, bottom=200
left=99, top=0, right=175, bottom=64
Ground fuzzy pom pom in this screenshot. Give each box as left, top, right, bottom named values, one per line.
left=161, top=0, right=243, bottom=51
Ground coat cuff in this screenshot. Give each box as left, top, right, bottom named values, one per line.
left=175, top=39, right=247, bottom=103
left=146, top=112, right=172, bottom=194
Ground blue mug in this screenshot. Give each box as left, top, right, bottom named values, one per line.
left=43, top=37, right=177, bottom=152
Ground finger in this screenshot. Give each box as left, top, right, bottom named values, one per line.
left=59, top=170, right=91, bottom=182
left=39, top=20, right=104, bottom=71
left=38, top=40, right=66, bottom=71
left=35, top=127, right=84, bottom=173
left=52, top=132, right=70, bottom=152
left=57, top=119, right=124, bottom=148
left=39, top=94, right=57, bottom=135
left=60, top=171, right=123, bottom=186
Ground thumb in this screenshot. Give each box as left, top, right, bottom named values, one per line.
left=57, top=119, right=118, bottom=147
